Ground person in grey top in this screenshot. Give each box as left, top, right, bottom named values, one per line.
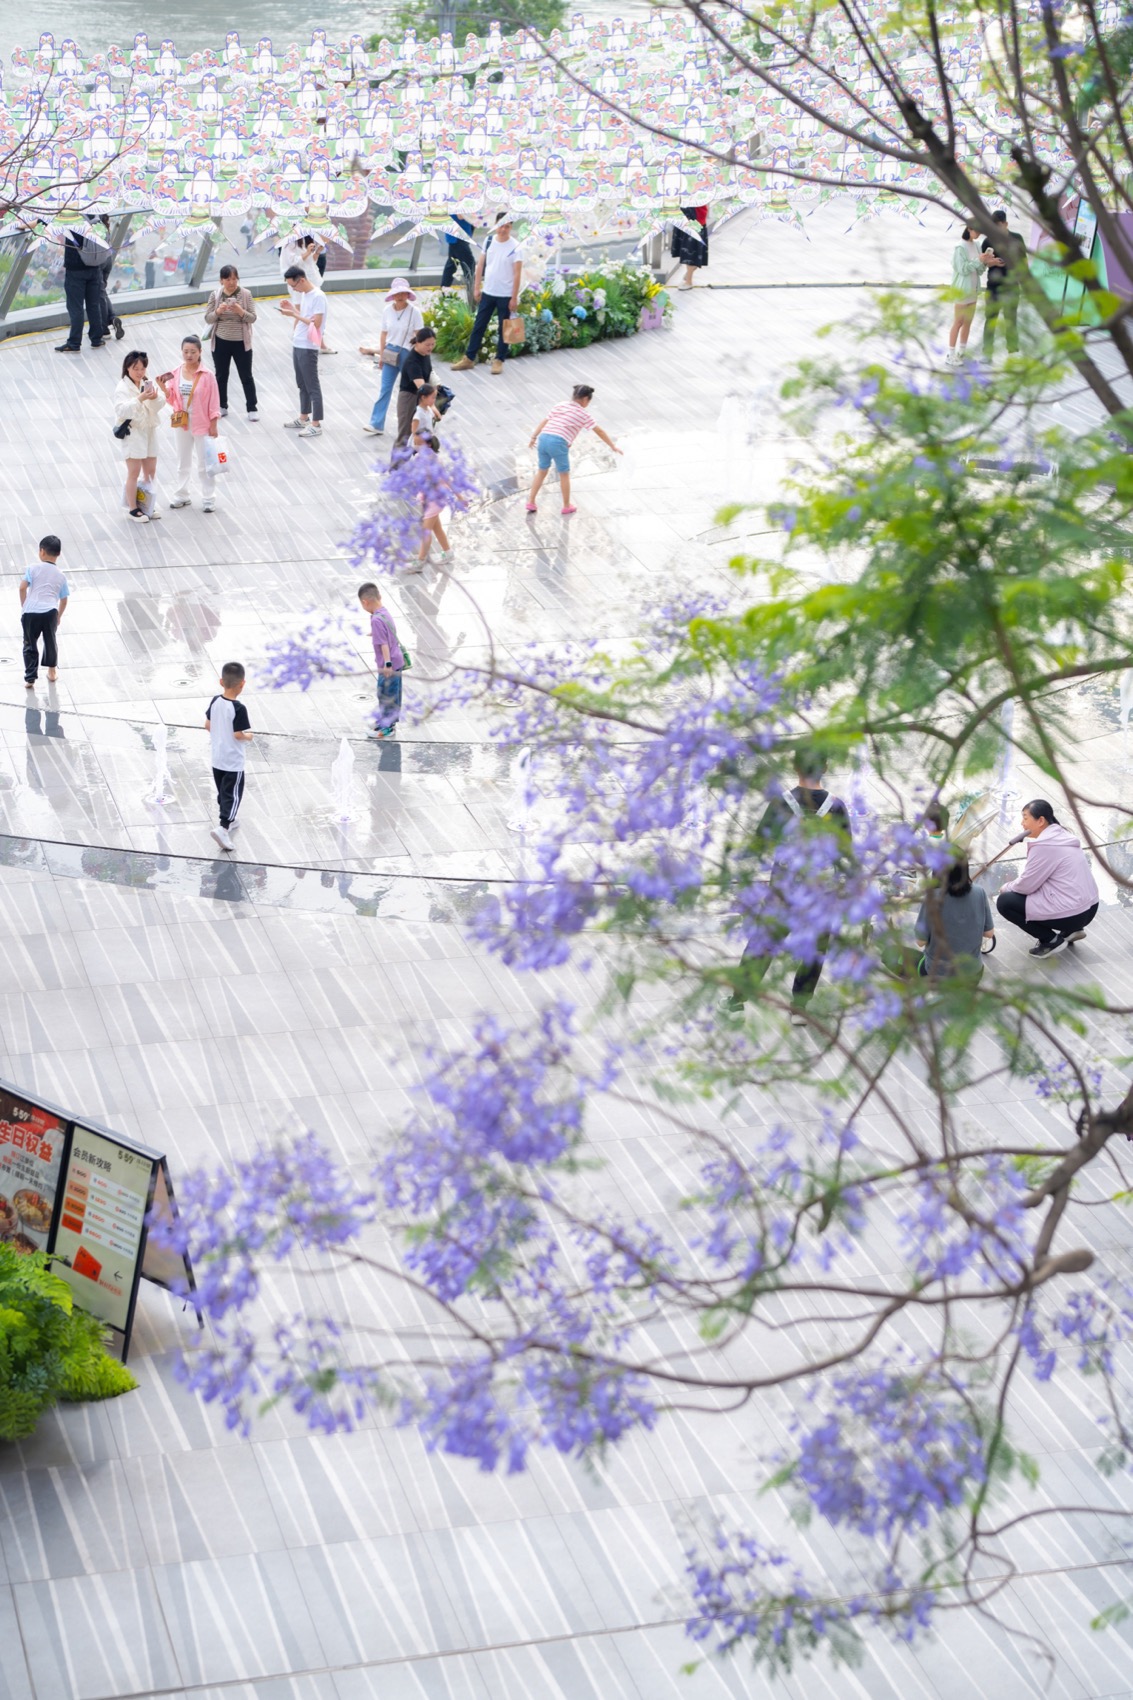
left=915, top=860, right=995, bottom=978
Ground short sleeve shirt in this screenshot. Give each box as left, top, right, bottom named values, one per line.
left=292, top=288, right=328, bottom=347
left=381, top=301, right=424, bottom=348
left=399, top=348, right=433, bottom=393
left=370, top=608, right=404, bottom=670
left=542, top=401, right=594, bottom=445
left=24, top=559, right=70, bottom=614
left=482, top=235, right=521, bottom=296
left=412, top=403, right=434, bottom=444
left=207, top=694, right=250, bottom=771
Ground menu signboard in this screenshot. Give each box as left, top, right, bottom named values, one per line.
left=0, top=1077, right=197, bottom=1360
left=52, top=1128, right=157, bottom=1334
left=0, top=1085, right=66, bottom=1256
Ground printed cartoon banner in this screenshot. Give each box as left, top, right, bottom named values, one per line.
left=0, top=12, right=1051, bottom=249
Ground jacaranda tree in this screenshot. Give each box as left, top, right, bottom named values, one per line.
left=152, top=300, right=1133, bottom=1679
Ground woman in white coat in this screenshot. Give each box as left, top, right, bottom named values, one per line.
left=114, top=349, right=167, bottom=523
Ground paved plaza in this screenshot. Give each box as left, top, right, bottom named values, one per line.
left=1, top=206, right=1132, bottom=1700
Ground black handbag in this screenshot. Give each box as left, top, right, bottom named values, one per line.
left=112, top=419, right=132, bottom=439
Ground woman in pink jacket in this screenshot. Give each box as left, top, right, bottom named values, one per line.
left=158, top=335, right=221, bottom=512
left=996, top=799, right=1100, bottom=959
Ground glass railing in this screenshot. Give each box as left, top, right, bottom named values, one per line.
left=0, top=207, right=661, bottom=330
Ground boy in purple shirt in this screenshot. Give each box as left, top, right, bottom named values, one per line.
left=358, top=581, right=404, bottom=739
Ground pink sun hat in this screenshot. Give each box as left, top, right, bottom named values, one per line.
left=384, top=277, right=417, bottom=301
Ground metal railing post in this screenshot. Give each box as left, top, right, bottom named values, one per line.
left=108, top=211, right=133, bottom=258
left=0, top=234, right=34, bottom=323
left=189, top=231, right=215, bottom=289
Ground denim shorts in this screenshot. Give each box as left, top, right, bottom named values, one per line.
left=536, top=432, right=570, bottom=473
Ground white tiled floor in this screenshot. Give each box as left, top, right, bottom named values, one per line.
left=0, top=203, right=1130, bottom=1699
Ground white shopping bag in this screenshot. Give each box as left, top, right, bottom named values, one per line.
left=135, top=481, right=157, bottom=516
left=204, top=435, right=230, bottom=475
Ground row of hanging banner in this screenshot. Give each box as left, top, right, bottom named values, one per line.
left=1, top=13, right=1082, bottom=252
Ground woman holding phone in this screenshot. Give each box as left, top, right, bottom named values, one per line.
left=113, top=348, right=167, bottom=523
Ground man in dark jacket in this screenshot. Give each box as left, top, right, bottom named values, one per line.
left=56, top=230, right=108, bottom=353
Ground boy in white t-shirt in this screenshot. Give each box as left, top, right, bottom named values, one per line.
left=205, top=661, right=253, bottom=852
left=279, top=266, right=327, bottom=437
left=20, top=533, right=70, bottom=687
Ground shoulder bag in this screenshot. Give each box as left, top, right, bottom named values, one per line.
left=170, top=370, right=200, bottom=429
left=381, top=306, right=410, bottom=364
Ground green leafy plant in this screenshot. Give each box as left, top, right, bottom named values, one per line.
left=378, top=0, right=566, bottom=52
left=421, top=261, right=670, bottom=364
left=0, top=1244, right=137, bottom=1442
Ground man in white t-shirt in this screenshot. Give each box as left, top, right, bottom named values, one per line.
left=451, top=211, right=522, bottom=376
left=279, top=266, right=327, bottom=438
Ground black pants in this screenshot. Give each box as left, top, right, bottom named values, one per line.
left=739, top=932, right=830, bottom=1004
left=63, top=267, right=105, bottom=346
left=442, top=240, right=475, bottom=288
left=983, top=283, right=1019, bottom=356
left=465, top=292, right=511, bottom=361
left=213, top=341, right=258, bottom=412
left=22, top=610, right=58, bottom=682
left=995, top=889, right=1097, bottom=947
left=213, top=767, right=245, bottom=828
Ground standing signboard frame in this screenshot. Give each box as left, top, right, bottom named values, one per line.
left=0, top=1078, right=197, bottom=1362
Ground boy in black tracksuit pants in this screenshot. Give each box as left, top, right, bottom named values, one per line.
left=205, top=662, right=252, bottom=852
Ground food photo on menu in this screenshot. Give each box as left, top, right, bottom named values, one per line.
left=0, top=1087, right=65, bottom=1255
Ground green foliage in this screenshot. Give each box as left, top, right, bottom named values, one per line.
left=692, top=297, right=1133, bottom=798
left=374, top=0, right=565, bottom=52
left=424, top=289, right=476, bottom=360
left=0, top=1244, right=136, bottom=1442
left=423, top=261, right=669, bottom=364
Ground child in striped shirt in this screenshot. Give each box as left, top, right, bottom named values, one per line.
left=525, top=383, right=622, bottom=516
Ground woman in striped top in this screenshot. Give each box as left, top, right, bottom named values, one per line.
left=525, top=384, right=622, bottom=516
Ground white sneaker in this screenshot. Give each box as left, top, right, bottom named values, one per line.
left=210, top=826, right=234, bottom=852
left=283, top=418, right=307, bottom=430
left=149, top=507, right=163, bottom=520
left=202, top=498, right=216, bottom=512
left=362, top=425, right=383, bottom=435
left=219, top=406, right=228, bottom=417
left=299, top=424, right=323, bottom=438
left=170, top=496, right=191, bottom=508
left=247, top=411, right=259, bottom=421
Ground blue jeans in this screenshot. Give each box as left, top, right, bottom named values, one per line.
left=376, top=667, right=403, bottom=730
left=465, top=293, right=512, bottom=361
left=370, top=346, right=407, bottom=429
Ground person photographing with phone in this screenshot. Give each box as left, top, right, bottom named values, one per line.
left=113, top=349, right=167, bottom=522
left=279, top=267, right=328, bottom=437
left=205, top=264, right=259, bottom=420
